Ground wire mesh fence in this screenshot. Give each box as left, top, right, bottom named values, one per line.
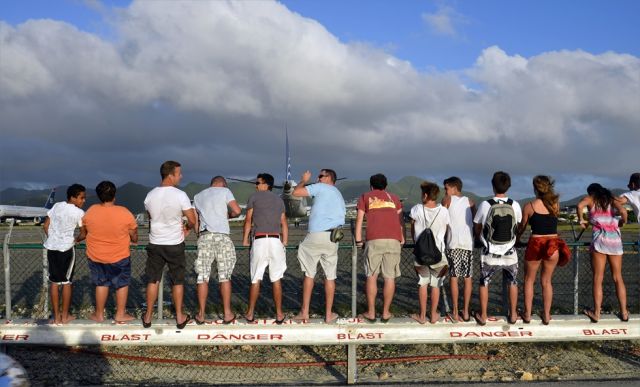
left=1, top=230, right=639, bottom=385
left=1, top=242, right=639, bottom=320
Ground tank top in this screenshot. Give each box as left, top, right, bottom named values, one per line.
left=446, top=196, right=473, bottom=250
left=529, top=212, right=558, bottom=235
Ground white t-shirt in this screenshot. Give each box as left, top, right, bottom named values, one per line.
left=43, top=202, right=84, bottom=252
left=622, top=190, right=640, bottom=237
left=193, top=187, right=236, bottom=234
left=446, top=195, right=474, bottom=251
left=473, top=197, right=522, bottom=265
left=410, top=204, right=451, bottom=260
left=144, top=186, right=193, bottom=245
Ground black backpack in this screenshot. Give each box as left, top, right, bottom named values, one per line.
left=413, top=207, right=442, bottom=266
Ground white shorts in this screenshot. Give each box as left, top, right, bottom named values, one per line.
left=414, top=262, right=445, bottom=288
left=250, top=237, right=286, bottom=283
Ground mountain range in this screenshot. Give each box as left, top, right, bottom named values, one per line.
left=0, top=178, right=628, bottom=215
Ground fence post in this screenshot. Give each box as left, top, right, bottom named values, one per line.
left=42, top=247, right=49, bottom=317
left=347, top=219, right=358, bottom=384
left=572, top=245, right=580, bottom=315
left=158, top=272, right=164, bottom=321
left=3, top=220, right=14, bottom=320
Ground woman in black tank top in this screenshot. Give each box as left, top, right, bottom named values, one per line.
left=516, top=176, right=570, bottom=325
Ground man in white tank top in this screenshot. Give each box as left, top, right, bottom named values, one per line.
left=619, top=173, right=640, bottom=239
left=442, top=177, right=476, bottom=323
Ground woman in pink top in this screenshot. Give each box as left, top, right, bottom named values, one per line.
left=577, top=183, right=628, bottom=323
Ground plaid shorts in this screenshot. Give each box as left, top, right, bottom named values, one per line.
left=195, top=232, right=236, bottom=283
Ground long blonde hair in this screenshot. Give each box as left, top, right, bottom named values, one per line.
left=533, top=175, right=559, bottom=216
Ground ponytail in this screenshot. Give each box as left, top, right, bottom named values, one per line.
left=533, top=175, right=559, bottom=216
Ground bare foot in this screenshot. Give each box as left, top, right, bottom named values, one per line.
left=114, top=313, right=135, bottom=323
left=325, top=312, right=339, bottom=324
left=292, top=313, right=309, bottom=322
left=89, top=312, right=104, bottom=323
left=430, top=313, right=440, bottom=324
left=50, top=317, right=62, bottom=325
left=61, top=315, right=76, bottom=324
left=410, top=314, right=427, bottom=324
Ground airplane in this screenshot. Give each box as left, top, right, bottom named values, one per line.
left=228, top=130, right=352, bottom=226
left=0, top=188, right=56, bottom=225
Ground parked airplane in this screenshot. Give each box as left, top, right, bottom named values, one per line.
left=0, top=188, right=56, bottom=224
left=228, top=131, right=351, bottom=226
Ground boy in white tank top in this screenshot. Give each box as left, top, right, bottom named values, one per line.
left=442, top=177, right=476, bottom=322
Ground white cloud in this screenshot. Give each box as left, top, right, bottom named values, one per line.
left=0, top=0, right=638, bottom=197
left=421, top=5, right=464, bottom=37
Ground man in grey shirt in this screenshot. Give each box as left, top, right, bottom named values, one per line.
left=242, top=173, right=288, bottom=324
left=193, top=176, right=242, bottom=324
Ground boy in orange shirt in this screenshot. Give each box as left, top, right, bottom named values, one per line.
left=78, top=181, right=138, bottom=322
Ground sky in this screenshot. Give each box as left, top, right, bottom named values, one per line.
left=1, top=0, right=639, bottom=200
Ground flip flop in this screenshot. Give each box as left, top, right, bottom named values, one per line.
left=176, top=315, right=191, bottom=329
left=518, top=310, right=531, bottom=324
left=194, top=316, right=206, bottom=325
left=459, top=311, right=471, bottom=322
left=583, top=309, right=599, bottom=323
left=142, top=317, right=152, bottom=329
left=507, top=314, right=517, bottom=325
left=615, top=310, right=629, bottom=322
left=380, top=315, right=393, bottom=324
left=274, top=316, right=286, bottom=325
left=222, top=314, right=236, bottom=325
left=538, top=312, right=551, bottom=325
left=357, top=314, right=377, bottom=324
left=244, top=315, right=256, bottom=323
left=473, top=311, right=486, bottom=326
left=446, top=312, right=459, bottom=324
left=325, top=313, right=339, bottom=324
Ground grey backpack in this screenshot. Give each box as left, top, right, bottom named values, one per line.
left=482, top=198, right=517, bottom=254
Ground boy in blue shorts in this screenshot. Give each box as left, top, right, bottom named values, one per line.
left=43, top=184, right=86, bottom=324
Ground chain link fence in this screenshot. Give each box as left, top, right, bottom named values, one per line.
left=1, top=226, right=639, bottom=385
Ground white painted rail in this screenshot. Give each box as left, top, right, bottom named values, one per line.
left=1, top=314, right=637, bottom=346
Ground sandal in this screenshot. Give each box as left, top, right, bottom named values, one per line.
left=616, top=310, right=629, bottom=322
left=194, top=315, right=206, bottom=325
left=176, top=315, right=192, bottom=329
left=222, top=314, right=236, bottom=325
left=357, top=314, right=377, bottom=324
left=518, top=310, right=531, bottom=324
left=459, top=311, right=471, bottom=322
left=473, top=311, right=486, bottom=326
left=538, top=312, right=551, bottom=325
left=583, top=308, right=599, bottom=323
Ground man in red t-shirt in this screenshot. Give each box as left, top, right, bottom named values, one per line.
left=354, top=174, right=404, bottom=323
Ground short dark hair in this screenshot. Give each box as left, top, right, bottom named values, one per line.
left=211, top=176, right=226, bottom=186
left=443, top=176, right=462, bottom=192
left=160, top=160, right=181, bottom=180
left=628, top=173, right=640, bottom=190
left=322, top=169, right=337, bottom=183
left=257, top=173, right=275, bottom=190
left=67, top=184, right=86, bottom=200
left=491, top=171, right=511, bottom=194
left=370, top=173, right=387, bottom=190
left=95, top=181, right=116, bottom=203
left=420, top=181, right=440, bottom=201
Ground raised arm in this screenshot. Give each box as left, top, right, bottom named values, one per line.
left=576, top=196, right=592, bottom=229
left=292, top=170, right=312, bottom=197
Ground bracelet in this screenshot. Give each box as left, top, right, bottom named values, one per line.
left=355, top=240, right=363, bottom=244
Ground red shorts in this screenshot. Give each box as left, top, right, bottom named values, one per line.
left=525, top=236, right=571, bottom=267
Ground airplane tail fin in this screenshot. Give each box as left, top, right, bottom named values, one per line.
left=285, top=127, right=292, bottom=182
left=44, top=188, right=56, bottom=209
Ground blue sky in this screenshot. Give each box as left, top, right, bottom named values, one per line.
left=1, top=0, right=639, bottom=199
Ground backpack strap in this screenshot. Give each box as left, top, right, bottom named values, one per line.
left=506, top=198, right=513, bottom=205
left=423, top=206, right=440, bottom=230
left=488, top=199, right=497, bottom=206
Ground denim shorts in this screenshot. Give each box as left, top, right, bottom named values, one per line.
left=88, top=257, right=131, bottom=289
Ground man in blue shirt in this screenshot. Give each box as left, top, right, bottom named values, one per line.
left=292, top=169, right=346, bottom=323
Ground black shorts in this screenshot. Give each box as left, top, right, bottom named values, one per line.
left=145, top=243, right=186, bottom=285
left=47, top=248, right=75, bottom=284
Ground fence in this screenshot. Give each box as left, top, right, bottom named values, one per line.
left=1, top=223, right=639, bottom=385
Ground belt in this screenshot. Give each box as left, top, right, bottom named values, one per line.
left=254, top=234, right=280, bottom=240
